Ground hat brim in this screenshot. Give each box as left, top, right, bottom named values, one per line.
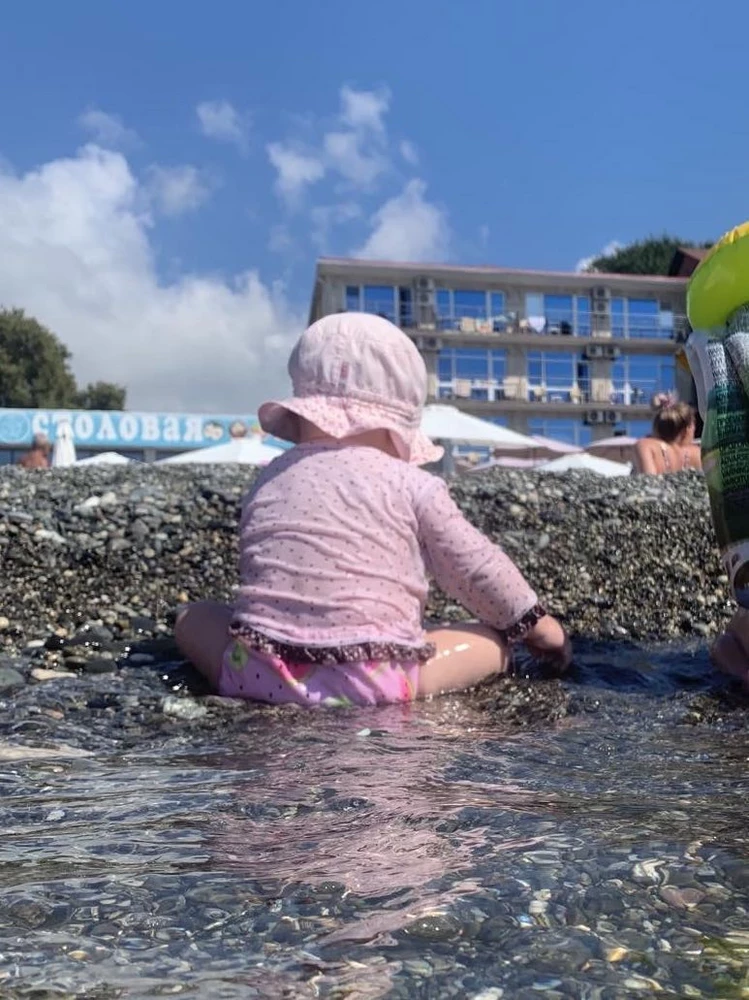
left=259, top=395, right=444, bottom=466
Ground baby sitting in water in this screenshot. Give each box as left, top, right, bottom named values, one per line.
left=175, top=312, right=571, bottom=707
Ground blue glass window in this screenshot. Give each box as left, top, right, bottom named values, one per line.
left=625, top=420, right=652, bottom=438
left=627, top=298, right=659, bottom=339
left=490, top=291, right=505, bottom=316
left=438, top=350, right=453, bottom=380
left=362, top=285, right=395, bottom=321
left=610, top=298, right=625, bottom=337
left=490, top=350, right=506, bottom=381
left=453, top=290, right=487, bottom=319
left=398, top=287, right=413, bottom=328
left=545, top=294, right=574, bottom=334
left=345, top=285, right=360, bottom=311
left=436, top=289, right=452, bottom=329
left=612, top=355, right=675, bottom=402
left=528, top=351, right=544, bottom=385
left=454, top=348, right=489, bottom=379
left=528, top=418, right=592, bottom=447
left=576, top=296, right=591, bottom=336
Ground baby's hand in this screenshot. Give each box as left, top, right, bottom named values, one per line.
left=523, top=614, right=572, bottom=674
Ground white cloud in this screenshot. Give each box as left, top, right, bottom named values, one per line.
left=355, top=179, right=449, bottom=262
left=340, top=85, right=390, bottom=132
left=576, top=239, right=623, bottom=273
left=196, top=100, right=250, bottom=153
left=310, top=202, right=361, bottom=249
left=0, top=144, right=301, bottom=412
left=267, top=85, right=397, bottom=208
left=266, top=143, right=325, bottom=207
left=145, top=164, right=214, bottom=216
left=78, top=109, right=138, bottom=149
left=268, top=223, right=293, bottom=253
left=323, top=131, right=386, bottom=187
left=399, top=140, right=419, bottom=166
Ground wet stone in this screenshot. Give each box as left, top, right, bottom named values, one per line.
left=0, top=666, right=25, bottom=691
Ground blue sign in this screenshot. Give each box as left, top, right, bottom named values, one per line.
left=0, top=408, right=289, bottom=452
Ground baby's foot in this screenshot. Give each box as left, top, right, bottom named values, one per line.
left=710, top=609, right=749, bottom=691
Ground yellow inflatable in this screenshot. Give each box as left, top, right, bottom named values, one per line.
left=687, top=221, right=749, bottom=330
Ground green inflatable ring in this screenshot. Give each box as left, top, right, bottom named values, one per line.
left=687, top=221, right=749, bottom=330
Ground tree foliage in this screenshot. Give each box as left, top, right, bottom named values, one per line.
left=588, top=235, right=713, bottom=276
left=74, top=381, right=127, bottom=411
left=0, top=308, right=126, bottom=410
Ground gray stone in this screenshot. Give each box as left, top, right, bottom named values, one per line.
left=0, top=666, right=25, bottom=691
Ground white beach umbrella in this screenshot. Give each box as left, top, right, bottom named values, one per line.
left=467, top=456, right=541, bottom=472
left=537, top=452, right=632, bottom=477
left=420, top=405, right=537, bottom=448
left=52, top=417, right=77, bottom=468
left=586, top=434, right=638, bottom=465
left=159, top=436, right=284, bottom=466
left=76, top=452, right=133, bottom=466
left=529, top=435, right=582, bottom=456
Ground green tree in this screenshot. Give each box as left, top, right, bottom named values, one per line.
left=0, top=308, right=127, bottom=410
left=587, top=235, right=713, bottom=276
left=74, top=381, right=127, bottom=410
left=0, top=308, right=78, bottom=408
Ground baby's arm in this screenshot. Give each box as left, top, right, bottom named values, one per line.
left=415, top=476, right=570, bottom=668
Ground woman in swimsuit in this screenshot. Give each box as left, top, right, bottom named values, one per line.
left=633, top=393, right=701, bottom=476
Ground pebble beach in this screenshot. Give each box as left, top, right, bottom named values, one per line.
left=0, top=464, right=747, bottom=998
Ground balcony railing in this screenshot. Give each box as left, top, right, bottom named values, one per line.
left=437, top=377, right=669, bottom=406
left=346, top=300, right=688, bottom=341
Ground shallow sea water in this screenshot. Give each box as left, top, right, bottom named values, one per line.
left=0, top=641, right=747, bottom=999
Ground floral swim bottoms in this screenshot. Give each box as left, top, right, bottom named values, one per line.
left=218, top=639, right=420, bottom=708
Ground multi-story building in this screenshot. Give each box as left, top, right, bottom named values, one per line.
left=308, top=258, right=690, bottom=446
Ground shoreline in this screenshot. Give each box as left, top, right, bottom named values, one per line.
left=0, top=464, right=745, bottom=733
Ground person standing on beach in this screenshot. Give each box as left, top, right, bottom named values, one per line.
left=17, top=433, right=51, bottom=469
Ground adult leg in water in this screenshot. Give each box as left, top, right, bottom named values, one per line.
left=418, top=623, right=511, bottom=698
left=174, top=601, right=233, bottom=688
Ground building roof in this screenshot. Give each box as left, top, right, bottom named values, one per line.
left=315, top=256, right=688, bottom=290
left=668, top=246, right=709, bottom=277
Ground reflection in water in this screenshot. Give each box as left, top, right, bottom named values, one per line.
left=0, top=655, right=747, bottom=998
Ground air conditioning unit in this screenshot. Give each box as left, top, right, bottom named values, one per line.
left=603, top=345, right=621, bottom=360
left=585, top=344, right=605, bottom=359
left=592, top=286, right=610, bottom=300
left=584, top=410, right=605, bottom=425
left=593, top=299, right=610, bottom=316
left=417, top=290, right=433, bottom=305
left=415, top=277, right=436, bottom=292
left=606, top=410, right=623, bottom=424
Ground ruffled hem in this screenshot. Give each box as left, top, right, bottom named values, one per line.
left=498, top=603, right=548, bottom=643
left=229, top=622, right=436, bottom=665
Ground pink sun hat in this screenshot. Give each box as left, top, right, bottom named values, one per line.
left=258, top=312, right=444, bottom=465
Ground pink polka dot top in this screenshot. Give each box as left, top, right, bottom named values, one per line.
left=232, top=443, right=540, bottom=656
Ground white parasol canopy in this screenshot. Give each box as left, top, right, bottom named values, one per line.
left=420, top=405, right=537, bottom=448
left=529, top=435, right=582, bottom=456
left=537, top=452, right=632, bottom=477
left=52, top=417, right=77, bottom=468
left=76, top=452, right=133, bottom=466
left=467, top=456, right=541, bottom=472
left=586, top=434, right=638, bottom=464
left=159, top=435, right=284, bottom=466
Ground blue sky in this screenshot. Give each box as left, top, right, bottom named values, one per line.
left=0, top=0, right=746, bottom=411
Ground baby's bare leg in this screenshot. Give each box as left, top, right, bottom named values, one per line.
left=174, top=600, right=234, bottom=688
left=418, top=623, right=511, bottom=698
